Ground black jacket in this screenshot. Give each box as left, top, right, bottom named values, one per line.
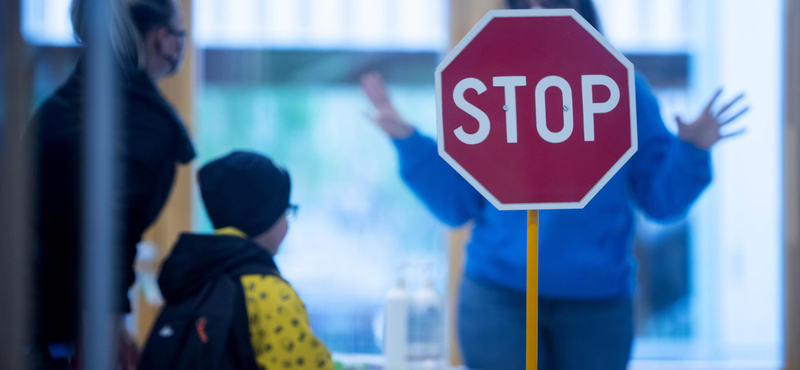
left=158, top=234, right=279, bottom=370
left=158, top=234, right=279, bottom=304
left=31, top=61, right=195, bottom=343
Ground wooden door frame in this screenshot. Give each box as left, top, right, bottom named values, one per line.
left=784, top=0, right=800, bottom=369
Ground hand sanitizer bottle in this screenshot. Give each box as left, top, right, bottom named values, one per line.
left=385, top=267, right=410, bottom=370
left=408, top=263, right=444, bottom=369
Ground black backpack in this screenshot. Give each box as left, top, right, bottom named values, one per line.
left=138, top=270, right=266, bottom=370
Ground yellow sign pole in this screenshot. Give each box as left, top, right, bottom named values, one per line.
left=527, top=210, right=539, bottom=370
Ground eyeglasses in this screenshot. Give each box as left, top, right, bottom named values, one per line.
left=285, top=204, right=299, bottom=222
left=165, top=26, right=187, bottom=39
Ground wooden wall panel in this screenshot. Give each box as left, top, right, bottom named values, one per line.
left=785, top=0, right=800, bottom=368
left=446, top=1, right=505, bottom=365
left=135, top=0, right=197, bottom=347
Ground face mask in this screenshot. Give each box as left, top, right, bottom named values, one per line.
left=160, top=27, right=185, bottom=76
left=161, top=49, right=182, bottom=76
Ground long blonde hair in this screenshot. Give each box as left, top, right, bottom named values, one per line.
left=71, top=0, right=176, bottom=69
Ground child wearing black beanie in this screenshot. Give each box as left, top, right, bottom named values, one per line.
left=141, top=151, right=334, bottom=370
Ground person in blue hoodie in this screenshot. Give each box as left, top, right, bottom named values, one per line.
left=361, top=1, right=749, bottom=369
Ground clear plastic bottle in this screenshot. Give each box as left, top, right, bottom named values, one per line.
left=408, top=264, right=444, bottom=369
left=385, top=267, right=410, bottom=370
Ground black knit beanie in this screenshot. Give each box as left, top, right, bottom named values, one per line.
left=198, top=151, right=291, bottom=238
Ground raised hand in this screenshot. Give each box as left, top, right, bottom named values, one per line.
left=677, top=89, right=749, bottom=150
left=360, top=72, right=415, bottom=139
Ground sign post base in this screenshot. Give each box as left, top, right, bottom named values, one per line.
left=527, top=210, right=539, bottom=370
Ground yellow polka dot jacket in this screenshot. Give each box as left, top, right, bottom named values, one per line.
left=157, top=233, right=334, bottom=370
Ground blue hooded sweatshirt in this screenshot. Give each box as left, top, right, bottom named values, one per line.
left=392, top=74, right=712, bottom=298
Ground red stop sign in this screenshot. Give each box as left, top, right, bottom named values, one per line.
left=436, top=9, right=637, bottom=210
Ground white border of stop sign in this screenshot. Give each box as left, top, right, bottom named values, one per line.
left=436, top=9, right=638, bottom=211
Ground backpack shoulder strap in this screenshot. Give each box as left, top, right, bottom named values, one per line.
left=223, top=267, right=276, bottom=370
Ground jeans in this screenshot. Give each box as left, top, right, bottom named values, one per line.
left=457, top=275, right=633, bottom=370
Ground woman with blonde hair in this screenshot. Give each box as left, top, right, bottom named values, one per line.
left=31, top=0, right=194, bottom=368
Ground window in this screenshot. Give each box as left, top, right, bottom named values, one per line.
left=596, top=0, right=784, bottom=365
left=21, top=0, right=784, bottom=364
left=21, top=0, right=448, bottom=52
left=195, top=0, right=447, bottom=51
left=22, top=0, right=74, bottom=45
left=192, top=1, right=449, bottom=354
